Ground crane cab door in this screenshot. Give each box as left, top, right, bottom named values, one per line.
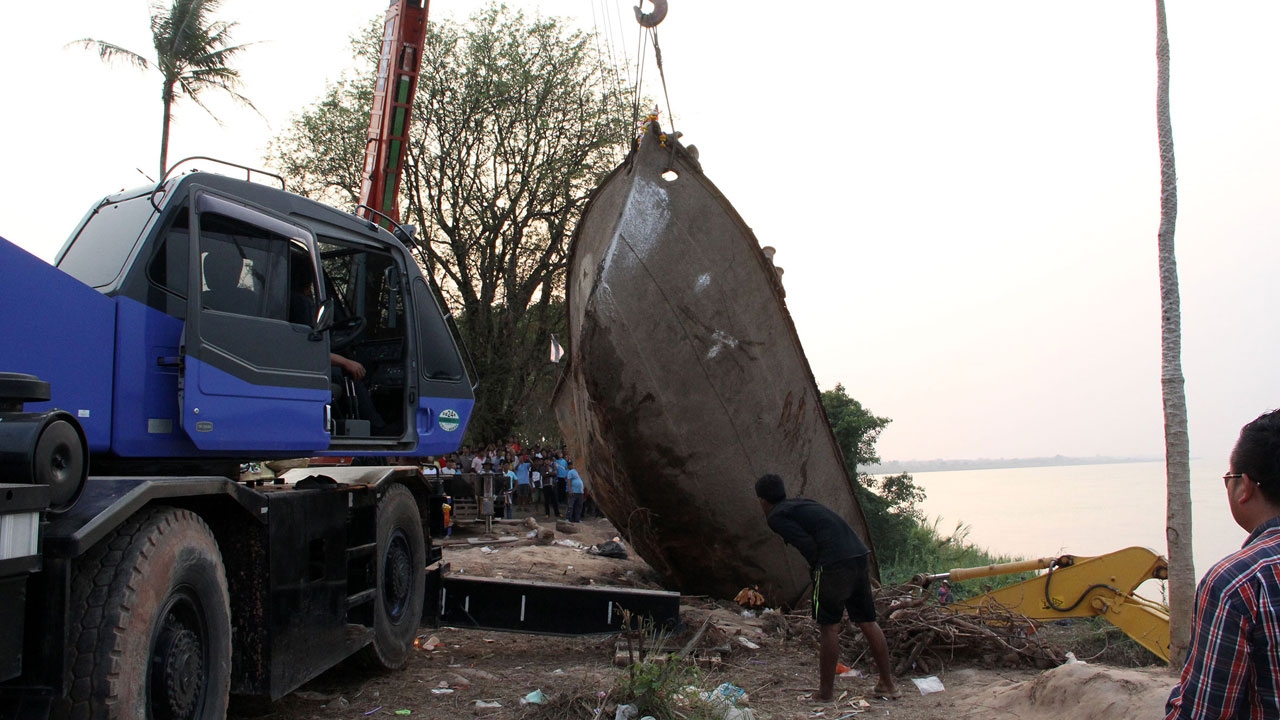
left=180, top=188, right=332, bottom=452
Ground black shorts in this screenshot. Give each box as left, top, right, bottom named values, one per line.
left=812, top=556, right=876, bottom=625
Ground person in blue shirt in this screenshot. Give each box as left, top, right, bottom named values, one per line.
left=515, top=457, right=532, bottom=507
left=499, top=462, right=518, bottom=519
left=554, top=452, right=569, bottom=498
left=566, top=460, right=585, bottom=523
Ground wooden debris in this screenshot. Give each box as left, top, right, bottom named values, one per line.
left=782, top=584, right=1068, bottom=674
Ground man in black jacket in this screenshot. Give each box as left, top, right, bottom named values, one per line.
left=756, top=473, right=899, bottom=701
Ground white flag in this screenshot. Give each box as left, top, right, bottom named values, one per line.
left=549, top=334, right=565, bottom=363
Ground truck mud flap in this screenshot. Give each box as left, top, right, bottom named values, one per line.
left=0, top=483, right=49, bottom=685
left=427, top=570, right=680, bottom=635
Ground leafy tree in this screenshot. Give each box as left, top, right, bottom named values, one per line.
left=268, top=74, right=370, bottom=209
left=823, top=383, right=890, bottom=469
left=268, top=4, right=633, bottom=444
left=1155, top=0, right=1193, bottom=666
left=821, top=385, right=925, bottom=551
left=71, top=0, right=257, bottom=178
left=403, top=4, right=632, bottom=443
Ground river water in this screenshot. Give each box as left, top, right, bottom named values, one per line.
left=903, top=457, right=1244, bottom=581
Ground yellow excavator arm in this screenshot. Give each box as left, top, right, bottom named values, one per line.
left=922, top=546, right=1171, bottom=663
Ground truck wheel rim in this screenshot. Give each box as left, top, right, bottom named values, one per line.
left=149, top=589, right=208, bottom=720
left=383, top=529, right=412, bottom=622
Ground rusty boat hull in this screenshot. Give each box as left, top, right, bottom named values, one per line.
left=553, top=122, right=874, bottom=605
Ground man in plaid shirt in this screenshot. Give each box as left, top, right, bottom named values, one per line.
left=1167, top=410, right=1280, bottom=719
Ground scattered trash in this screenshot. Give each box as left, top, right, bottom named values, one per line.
left=615, top=704, right=639, bottom=720
left=736, top=636, right=760, bottom=650
left=414, top=634, right=443, bottom=651
left=835, top=662, right=851, bottom=674
left=430, top=688, right=453, bottom=695
left=911, top=676, right=945, bottom=695
left=527, top=530, right=538, bottom=538
left=363, top=707, right=382, bottom=716
left=588, top=540, right=629, bottom=558
left=740, top=610, right=757, bottom=619
left=394, top=710, right=411, bottom=716
left=702, top=682, right=753, bottom=718
left=552, top=539, right=586, bottom=549
left=480, top=546, right=498, bottom=554
left=1065, top=651, right=1087, bottom=665
left=521, top=689, right=546, bottom=705
left=837, top=666, right=863, bottom=678
left=475, top=700, right=502, bottom=708
left=712, top=682, right=748, bottom=705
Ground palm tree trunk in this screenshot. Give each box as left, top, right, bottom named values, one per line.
left=1156, top=0, right=1194, bottom=667
left=159, top=88, right=174, bottom=178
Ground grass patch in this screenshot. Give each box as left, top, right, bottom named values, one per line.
left=878, top=518, right=1036, bottom=597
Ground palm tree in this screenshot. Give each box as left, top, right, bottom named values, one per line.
left=71, top=0, right=256, bottom=178
left=1155, top=0, right=1194, bottom=667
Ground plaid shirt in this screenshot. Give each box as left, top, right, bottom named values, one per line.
left=1166, top=515, right=1280, bottom=719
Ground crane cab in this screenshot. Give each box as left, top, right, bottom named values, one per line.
left=9, top=169, right=474, bottom=467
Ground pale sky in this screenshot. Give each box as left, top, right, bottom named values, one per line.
left=2, top=1, right=1276, bottom=467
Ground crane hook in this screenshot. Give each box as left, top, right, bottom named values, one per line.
left=634, top=0, right=668, bottom=28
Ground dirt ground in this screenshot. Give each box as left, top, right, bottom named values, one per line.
left=229, top=512, right=1178, bottom=720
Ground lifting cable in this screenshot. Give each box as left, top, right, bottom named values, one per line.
left=589, top=1, right=678, bottom=156
left=631, top=21, right=649, bottom=129
left=591, top=0, right=632, bottom=110
left=630, top=0, right=679, bottom=173
left=648, top=23, right=677, bottom=139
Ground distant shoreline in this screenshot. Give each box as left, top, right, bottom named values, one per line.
left=867, top=455, right=1164, bottom=474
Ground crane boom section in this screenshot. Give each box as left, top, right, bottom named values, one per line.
left=360, top=0, right=430, bottom=225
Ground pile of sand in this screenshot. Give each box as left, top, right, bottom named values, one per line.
left=955, top=662, right=1174, bottom=720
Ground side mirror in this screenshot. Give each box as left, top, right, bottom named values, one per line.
left=394, top=224, right=419, bottom=249
left=310, top=298, right=335, bottom=340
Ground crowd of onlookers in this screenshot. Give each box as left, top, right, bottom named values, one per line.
left=417, top=440, right=593, bottom=523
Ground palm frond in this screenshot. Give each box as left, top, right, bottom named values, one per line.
left=66, top=39, right=151, bottom=71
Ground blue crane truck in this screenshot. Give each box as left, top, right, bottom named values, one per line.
left=0, top=164, right=477, bottom=718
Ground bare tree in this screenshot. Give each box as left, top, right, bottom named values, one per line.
left=71, top=0, right=256, bottom=177
left=1155, top=0, right=1194, bottom=666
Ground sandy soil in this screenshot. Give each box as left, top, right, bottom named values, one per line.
left=228, top=513, right=1177, bottom=720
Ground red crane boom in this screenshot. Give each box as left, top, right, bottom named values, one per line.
left=359, top=0, right=430, bottom=225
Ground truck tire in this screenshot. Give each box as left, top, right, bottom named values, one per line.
left=360, top=484, right=426, bottom=669
left=62, top=507, right=231, bottom=720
